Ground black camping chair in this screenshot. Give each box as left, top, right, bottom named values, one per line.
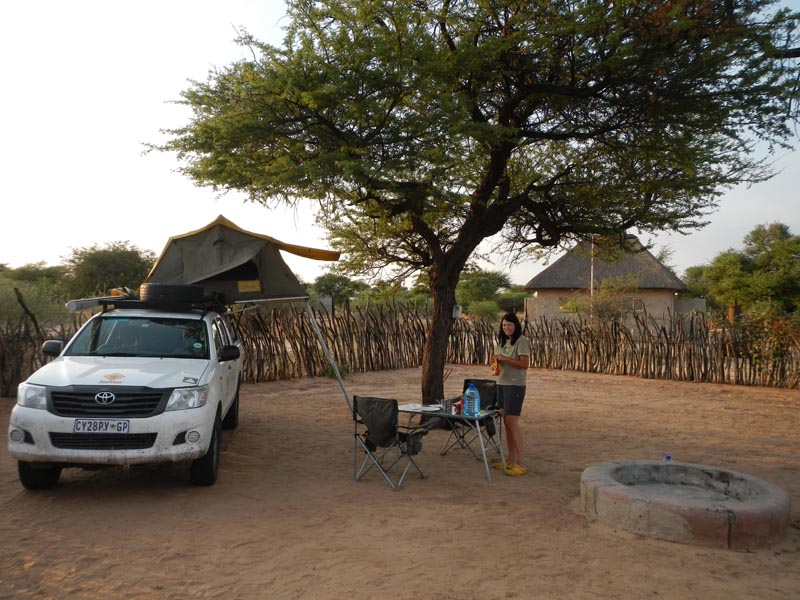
left=440, top=379, right=502, bottom=458
left=353, top=396, right=431, bottom=489
left=463, top=378, right=499, bottom=411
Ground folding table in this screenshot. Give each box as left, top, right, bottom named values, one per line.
left=398, top=404, right=506, bottom=481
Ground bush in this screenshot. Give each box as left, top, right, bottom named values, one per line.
left=0, top=276, right=67, bottom=323
left=468, top=300, right=501, bottom=322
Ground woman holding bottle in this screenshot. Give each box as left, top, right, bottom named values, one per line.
left=492, top=313, right=530, bottom=476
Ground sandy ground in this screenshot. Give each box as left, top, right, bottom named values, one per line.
left=1, top=365, right=799, bottom=600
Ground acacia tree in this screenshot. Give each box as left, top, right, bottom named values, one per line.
left=159, top=0, right=799, bottom=400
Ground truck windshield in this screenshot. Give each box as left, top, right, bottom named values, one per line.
left=66, top=316, right=209, bottom=359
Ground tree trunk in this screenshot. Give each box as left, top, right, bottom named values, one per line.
left=416, top=207, right=506, bottom=403
left=420, top=262, right=461, bottom=403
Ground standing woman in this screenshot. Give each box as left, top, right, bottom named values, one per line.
left=493, top=313, right=530, bottom=477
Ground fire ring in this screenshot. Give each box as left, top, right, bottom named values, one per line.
left=580, top=460, right=791, bottom=549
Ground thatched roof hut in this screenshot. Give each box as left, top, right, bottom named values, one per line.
left=524, top=236, right=688, bottom=292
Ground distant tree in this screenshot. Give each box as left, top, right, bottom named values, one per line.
left=360, top=280, right=411, bottom=305
left=682, top=265, right=709, bottom=300
left=0, top=264, right=70, bottom=321
left=313, top=273, right=369, bottom=306
left=684, top=223, right=800, bottom=314
left=456, top=270, right=512, bottom=311
left=468, top=300, right=502, bottom=322
left=743, top=222, right=792, bottom=258
left=497, top=288, right=529, bottom=315
left=6, top=262, right=67, bottom=285
left=62, top=242, right=156, bottom=298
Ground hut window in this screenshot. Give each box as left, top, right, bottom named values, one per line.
left=623, top=297, right=645, bottom=312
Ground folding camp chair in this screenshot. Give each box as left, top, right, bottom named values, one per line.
left=353, top=396, right=431, bottom=489
left=463, top=378, right=499, bottom=411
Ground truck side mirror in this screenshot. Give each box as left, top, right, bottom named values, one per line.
left=42, top=340, right=64, bottom=357
left=219, top=345, right=241, bottom=362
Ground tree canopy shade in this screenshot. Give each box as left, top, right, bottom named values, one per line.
left=158, top=0, right=800, bottom=400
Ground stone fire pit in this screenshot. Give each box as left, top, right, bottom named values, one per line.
left=580, top=460, right=791, bottom=549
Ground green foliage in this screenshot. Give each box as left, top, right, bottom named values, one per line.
left=159, top=0, right=799, bottom=275
left=6, top=262, right=67, bottom=284
left=682, top=265, right=708, bottom=300
left=562, top=275, right=641, bottom=321
left=359, top=280, right=411, bottom=305
left=62, top=242, right=156, bottom=298
left=468, top=300, right=501, bottom=322
left=454, top=268, right=527, bottom=314
left=497, top=288, right=529, bottom=314
left=0, top=263, right=71, bottom=322
left=456, top=270, right=512, bottom=309
left=312, top=273, right=369, bottom=305
left=684, top=223, right=800, bottom=314
left=156, top=0, right=800, bottom=399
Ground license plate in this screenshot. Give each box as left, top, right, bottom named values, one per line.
left=73, top=419, right=130, bottom=434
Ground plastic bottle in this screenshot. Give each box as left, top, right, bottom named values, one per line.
left=464, top=383, right=481, bottom=417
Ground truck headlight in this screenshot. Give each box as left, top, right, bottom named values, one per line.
left=17, top=383, right=47, bottom=409
left=166, top=386, right=208, bottom=411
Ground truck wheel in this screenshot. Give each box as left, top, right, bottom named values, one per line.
left=222, top=380, right=240, bottom=430
left=18, top=461, right=62, bottom=490
left=190, top=412, right=221, bottom=486
left=140, top=283, right=204, bottom=303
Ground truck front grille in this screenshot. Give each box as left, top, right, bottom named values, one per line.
left=50, top=388, right=167, bottom=418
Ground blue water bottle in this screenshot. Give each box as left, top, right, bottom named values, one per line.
left=464, top=383, right=480, bottom=417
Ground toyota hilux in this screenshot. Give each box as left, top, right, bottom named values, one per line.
left=7, top=285, right=243, bottom=488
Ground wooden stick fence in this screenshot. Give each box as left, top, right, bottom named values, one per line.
left=3, top=301, right=798, bottom=396
left=523, top=312, right=800, bottom=388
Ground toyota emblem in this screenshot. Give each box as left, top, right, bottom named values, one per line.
left=95, top=391, right=116, bottom=405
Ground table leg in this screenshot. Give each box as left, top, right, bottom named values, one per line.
left=436, top=413, right=506, bottom=482
left=494, top=412, right=507, bottom=472
left=472, top=418, right=493, bottom=482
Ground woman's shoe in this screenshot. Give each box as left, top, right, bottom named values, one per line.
left=491, top=461, right=507, bottom=470
left=505, top=464, right=527, bottom=477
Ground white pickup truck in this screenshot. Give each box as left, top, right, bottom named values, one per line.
left=7, top=284, right=243, bottom=488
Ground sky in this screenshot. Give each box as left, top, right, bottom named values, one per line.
left=2, top=1, right=798, bottom=286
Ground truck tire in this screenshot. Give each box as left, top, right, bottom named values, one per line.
left=140, top=283, right=204, bottom=303
left=18, top=461, right=62, bottom=490
left=190, top=412, right=221, bottom=486
left=222, top=379, right=240, bottom=430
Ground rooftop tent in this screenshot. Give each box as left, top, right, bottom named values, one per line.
left=142, top=215, right=340, bottom=303
left=142, top=215, right=351, bottom=409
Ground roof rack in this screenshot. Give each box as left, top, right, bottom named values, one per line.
left=65, top=296, right=226, bottom=314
